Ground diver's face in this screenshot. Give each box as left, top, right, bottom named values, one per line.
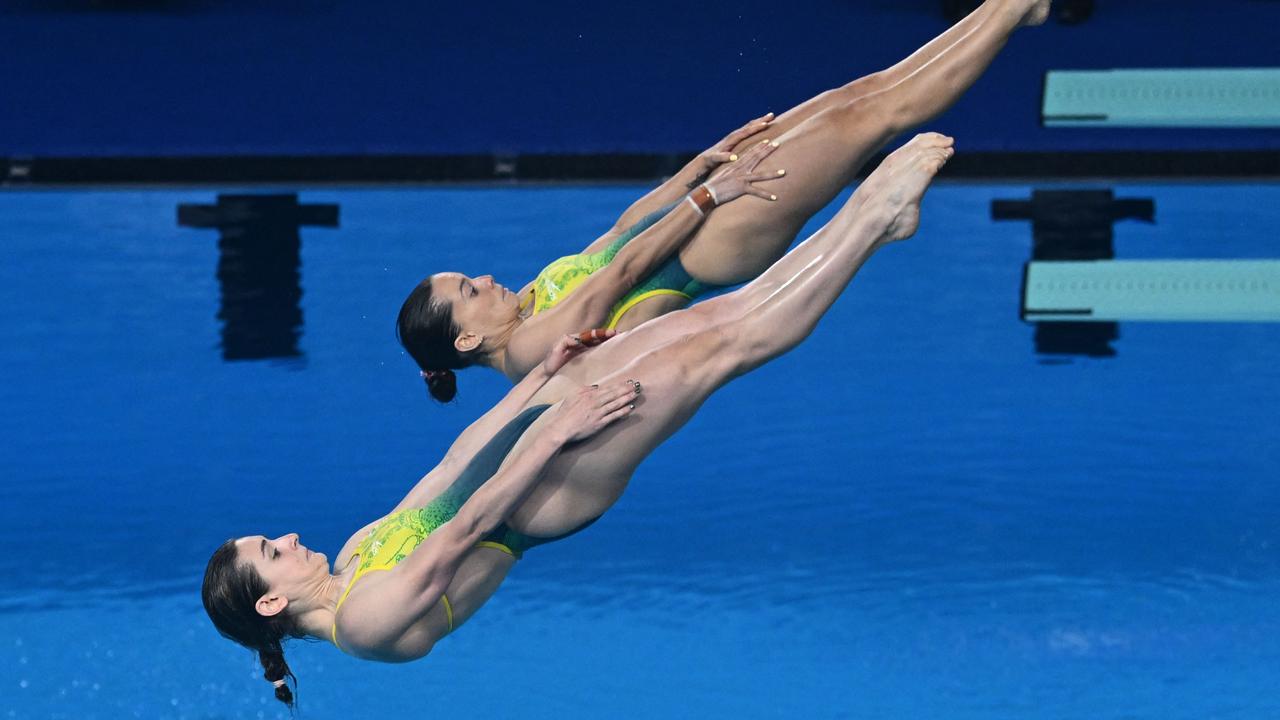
left=430, top=272, right=520, bottom=341
left=234, top=533, right=327, bottom=609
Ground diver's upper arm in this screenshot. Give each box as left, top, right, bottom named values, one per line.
left=334, top=574, right=441, bottom=661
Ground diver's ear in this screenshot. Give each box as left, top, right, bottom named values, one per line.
left=256, top=593, right=289, bottom=618
left=455, top=332, right=483, bottom=354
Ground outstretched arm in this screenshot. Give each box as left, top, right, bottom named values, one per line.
left=370, top=380, right=641, bottom=649
left=581, top=113, right=775, bottom=254
left=505, top=139, right=785, bottom=376
left=392, top=332, right=614, bottom=512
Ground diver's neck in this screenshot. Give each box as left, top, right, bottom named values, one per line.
left=486, top=348, right=513, bottom=378
left=295, top=562, right=357, bottom=640
left=480, top=321, right=523, bottom=379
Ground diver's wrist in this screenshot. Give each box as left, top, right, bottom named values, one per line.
left=685, top=185, right=716, bottom=216
left=535, top=425, right=574, bottom=451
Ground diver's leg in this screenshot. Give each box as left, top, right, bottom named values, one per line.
left=703, top=133, right=953, bottom=350
left=762, top=0, right=1043, bottom=139
left=509, top=134, right=951, bottom=537
left=679, top=0, right=1045, bottom=286
left=560, top=134, right=954, bottom=378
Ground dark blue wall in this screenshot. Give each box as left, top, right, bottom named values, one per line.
left=3, top=0, right=1277, bottom=157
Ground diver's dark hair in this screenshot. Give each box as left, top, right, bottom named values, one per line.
left=396, top=279, right=475, bottom=403
left=201, top=540, right=300, bottom=710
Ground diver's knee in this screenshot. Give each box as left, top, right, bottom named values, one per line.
left=835, top=91, right=909, bottom=139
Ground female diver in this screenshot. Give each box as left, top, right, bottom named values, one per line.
left=399, top=0, right=1051, bottom=401
left=204, top=130, right=956, bottom=707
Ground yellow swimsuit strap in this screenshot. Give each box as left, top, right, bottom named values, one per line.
left=328, top=540, right=515, bottom=650
left=441, top=595, right=454, bottom=632
left=330, top=568, right=456, bottom=651
left=606, top=289, right=692, bottom=330
left=475, top=540, right=516, bottom=556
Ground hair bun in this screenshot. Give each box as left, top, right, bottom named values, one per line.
left=424, top=368, right=458, bottom=403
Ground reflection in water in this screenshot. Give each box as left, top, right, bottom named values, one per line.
left=995, top=189, right=1154, bottom=358
left=177, top=193, right=337, bottom=360
left=1033, top=321, right=1118, bottom=358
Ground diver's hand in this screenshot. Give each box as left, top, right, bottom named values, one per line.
left=698, top=112, right=775, bottom=173
left=547, top=378, right=641, bottom=444
left=541, top=329, right=615, bottom=376
left=702, top=137, right=785, bottom=205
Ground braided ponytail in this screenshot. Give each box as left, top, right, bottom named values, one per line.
left=259, top=643, right=296, bottom=708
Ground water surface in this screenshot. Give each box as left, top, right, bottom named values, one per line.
left=1, top=183, right=1277, bottom=719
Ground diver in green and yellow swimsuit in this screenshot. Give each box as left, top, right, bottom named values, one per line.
left=398, top=133, right=788, bottom=399
left=205, top=336, right=644, bottom=684
left=400, top=1, right=1049, bottom=399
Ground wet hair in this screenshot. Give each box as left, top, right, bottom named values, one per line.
left=396, top=278, right=478, bottom=403
left=201, top=540, right=300, bottom=710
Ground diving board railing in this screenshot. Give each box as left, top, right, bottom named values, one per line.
left=1042, top=69, right=1280, bottom=127
left=1022, top=260, right=1280, bottom=322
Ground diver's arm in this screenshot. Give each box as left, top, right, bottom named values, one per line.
left=503, top=199, right=707, bottom=375
left=582, top=112, right=776, bottom=254
left=392, top=367, right=555, bottom=511
left=395, top=382, right=638, bottom=616
left=337, top=426, right=574, bottom=659
left=578, top=197, right=709, bottom=310
left=574, top=137, right=783, bottom=323
left=579, top=170, right=706, bottom=255
left=392, top=334, right=610, bottom=512
left=506, top=141, right=783, bottom=375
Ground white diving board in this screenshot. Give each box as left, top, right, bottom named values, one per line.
left=1043, top=68, right=1280, bottom=127
left=1023, top=260, right=1280, bottom=322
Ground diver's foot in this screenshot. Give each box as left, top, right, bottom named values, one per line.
left=868, top=132, right=954, bottom=245
left=1016, top=0, right=1052, bottom=27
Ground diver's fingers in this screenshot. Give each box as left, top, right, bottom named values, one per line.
left=576, top=328, right=614, bottom=346
left=745, top=184, right=779, bottom=202
left=706, top=150, right=736, bottom=165
left=723, top=112, right=774, bottom=148
left=747, top=169, right=786, bottom=183
left=744, top=139, right=780, bottom=169
left=595, top=378, right=640, bottom=407
left=599, top=398, right=637, bottom=425
left=599, top=387, right=636, bottom=412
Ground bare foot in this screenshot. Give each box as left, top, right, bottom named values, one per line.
left=864, top=132, right=954, bottom=244
left=1017, top=0, right=1052, bottom=27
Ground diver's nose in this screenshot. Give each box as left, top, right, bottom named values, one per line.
left=478, top=275, right=494, bottom=288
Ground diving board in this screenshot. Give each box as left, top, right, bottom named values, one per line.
left=1023, top=260, right=1280, bottom=322
left=1043, top=69, right=1280, bottom=127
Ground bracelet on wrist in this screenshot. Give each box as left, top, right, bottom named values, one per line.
left=687, top=185, right=716, bottom=216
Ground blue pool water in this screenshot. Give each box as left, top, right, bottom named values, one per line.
left=1, top=182, right=1278, bottom=719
